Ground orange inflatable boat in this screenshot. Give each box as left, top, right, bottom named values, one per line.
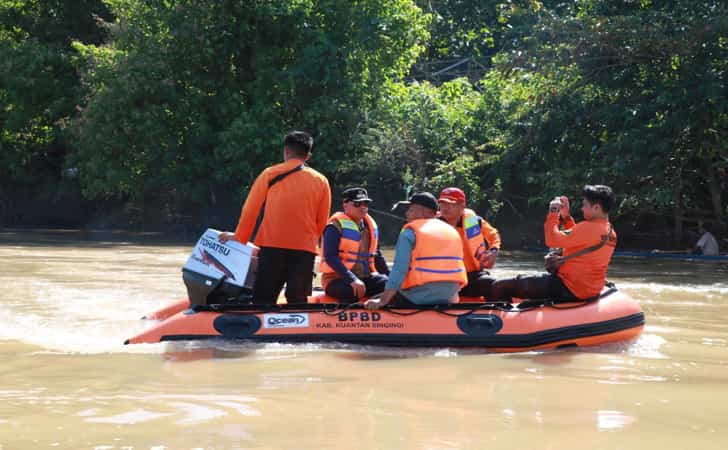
left=126, top=284, right=644, bottom=351
left=127, top=230, right=644, bottom=351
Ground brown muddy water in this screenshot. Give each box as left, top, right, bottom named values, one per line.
left=0, top=230, right=726, bottom=450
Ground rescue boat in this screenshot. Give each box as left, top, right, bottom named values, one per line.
left=126, top=285, right=644, bottom=351
left=125, top=229, right=644, bottom=351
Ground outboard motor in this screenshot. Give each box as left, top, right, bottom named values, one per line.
left=182, top=228, right=258, bottom=305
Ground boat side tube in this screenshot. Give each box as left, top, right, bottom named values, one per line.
left=125, top=289, right=644, bottom=351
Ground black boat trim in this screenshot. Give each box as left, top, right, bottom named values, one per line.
left=158, top=312, right=644, bottom=348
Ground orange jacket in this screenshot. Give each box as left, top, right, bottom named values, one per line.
left=454, top=208, right=501, bottom=272
left=401, top=219, right=468, bottom=290
left=233, top=159, right=331, bottom=254
left=544, top=214, right=617, bottom=299
left=319, top=212, right=379, bottom=274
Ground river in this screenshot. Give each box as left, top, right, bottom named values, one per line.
left=1, top=229, right=726, bottom=449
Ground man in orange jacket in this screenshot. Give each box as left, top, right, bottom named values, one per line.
left=437, top=187, right=501, bottom=299
left=319, top=187, right=389, bottom=303
left=219, top=131, right=331, bottom=304
left=490, top=185, right=617, bottom=301
left=365, top=192, right=467, bottom=310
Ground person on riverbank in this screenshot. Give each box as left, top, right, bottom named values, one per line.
left=489, top=185, right=617, bottom=301
left=319, top=187, right=389, bottom=303
left=365, top=192, right=467, bottom=310
left=437, top=187, right=500, bottom=299
left=693, top=222, right=719, bottom=256
left=219, top=130, right=331, bottom=304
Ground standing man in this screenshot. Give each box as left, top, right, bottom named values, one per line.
left=490, top=185, right=617, bottom=301
left=365, top=192, right=467, bottom=310
left=219, top=131, right=331, bottom=304
left=319, top=187, right=389, bottom=303
left=437, top=187, right=501, bottom=299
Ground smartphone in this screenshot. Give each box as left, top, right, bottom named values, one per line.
left=549, top=197, right=561, bottom=213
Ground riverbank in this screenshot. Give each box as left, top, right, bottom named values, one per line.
left=2, top=226, right=724, bottom=256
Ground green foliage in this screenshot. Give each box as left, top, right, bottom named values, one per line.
left=342, top=77, right=505, bottom=215
left=71, top=0, right=430, bottom=212
left=2, top=0, right=726, bottom=243
left=490, top=0, right=728, bottom=228
left=415, top=0, right=499, bottom=59
left=0, top=0, right=111, bottom=192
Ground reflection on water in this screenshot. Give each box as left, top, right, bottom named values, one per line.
left=0, top=230, right=727, bottom=449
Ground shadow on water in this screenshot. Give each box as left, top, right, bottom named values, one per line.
left=158, top=339, right=640, bottom=364
left=161, top=340, right=257, bottom=362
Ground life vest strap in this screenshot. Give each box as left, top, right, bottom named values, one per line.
left=414, top=256, right=464, bottom=261
left=413, top=267, right=465, bottom=274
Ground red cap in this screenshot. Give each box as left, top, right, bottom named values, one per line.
left=438, top=187, right=466, bottom=204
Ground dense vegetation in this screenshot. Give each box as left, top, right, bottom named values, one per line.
left=1, top=0, right=726, bottom=247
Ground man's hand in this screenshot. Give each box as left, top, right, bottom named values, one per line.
left=559, top=196, right=571, bottom=218
left=218, top=231, right=235, bottom=243
left=350, top=278, right=366, bottom=298
left=365, top=289, right=396, bottom=310
left=480, top=249, right=497, bottom=269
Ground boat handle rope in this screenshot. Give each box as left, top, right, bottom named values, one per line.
left=382, top=301, right=514, bottom=317
left=200, top=282, right=617, bottom=315
left=317, top=301, right=511, bottom=317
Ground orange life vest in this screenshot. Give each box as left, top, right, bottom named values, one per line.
left=319, top=212, right=379, bottom=274
left=401, top=218, right=467, bottom=290
left=457, top=208, right=488, bottom=272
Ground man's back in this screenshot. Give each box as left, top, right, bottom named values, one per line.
left=697, top=231, right=719, bottom=256
left=235, top=159, right=331, bottom=254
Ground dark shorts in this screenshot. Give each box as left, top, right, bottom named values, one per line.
left=253, top=247, right=316, bottom=305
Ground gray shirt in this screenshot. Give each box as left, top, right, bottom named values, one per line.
left=696, top=232, right=719, bottom=256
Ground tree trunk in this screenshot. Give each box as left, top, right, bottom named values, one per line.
left=706, top=159, right=725, bottom=225
left=673, top=181, right=683, bottom=244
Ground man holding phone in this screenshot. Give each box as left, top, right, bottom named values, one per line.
left=489, top=185, right=617, bottom=301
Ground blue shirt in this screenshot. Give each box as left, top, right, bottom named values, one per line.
left=385, top=228, right=459, bottom=305
left=323, top=224, right=360, bottom=282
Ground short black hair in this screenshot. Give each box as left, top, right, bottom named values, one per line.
left=583, top=184, right=615, bottom=213
left=702, top=222, right=713, bottom=233
left=284, top=131, right=313, bottom=157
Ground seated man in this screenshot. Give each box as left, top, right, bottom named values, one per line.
left=437, top=187, right=501, bottom=299
left=319, top=187, right=389, bottom=303
left=693, top=222, right=719, bottom=256
left=490, top=185, right=617, bottom=301
left=365, top=192, right=467, bottom=310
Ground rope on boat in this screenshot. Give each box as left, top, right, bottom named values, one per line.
left=196, top=282, right=619, bottom=316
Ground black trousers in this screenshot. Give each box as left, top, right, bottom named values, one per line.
left=459, top=271, right=496, bottom=299
left=489, top=273, right=577, bottom=302
left=253, top=247, right=315, bottom=305
left=324, top=273, right=389, bottom=304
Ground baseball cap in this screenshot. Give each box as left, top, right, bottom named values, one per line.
left=391, top=192, right=439, bottom=212
left=438, top=187, right=466, bottom=204
left=342, top=187, right=372, bottom=203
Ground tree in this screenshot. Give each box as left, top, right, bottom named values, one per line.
left=0, top=0, right=112, bottom=224
left=482, top=0, right=728, bottom=239
left=71, top=0, right=429, bottom=224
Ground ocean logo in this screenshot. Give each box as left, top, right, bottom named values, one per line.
left=199, top=249, right=236, bottom=280
left=263, top=313, right=310, bottom=329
